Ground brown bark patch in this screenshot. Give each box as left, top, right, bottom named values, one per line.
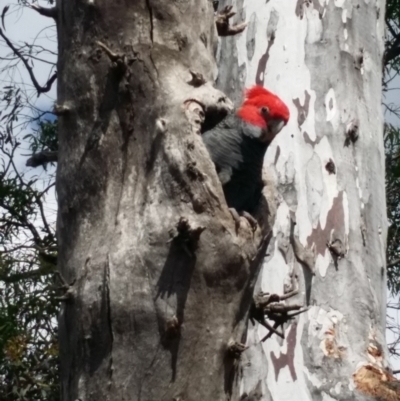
left=295, top=0, right=325, bottom=19
left=303, top=131, right=323, bottom=147
left=255, top=11, right=278, bottom=86
left=292, top=90, right=311, bottom=128
left=295, top=0, right=305, bottom=19
left=270, top=323, right=297, bottom=381
left=321, top=328, right=346, bottom=358
left=307, top=191, right=345, bottom=256
left=353, top=365, right=400, bottom=401
left=274, top=146, right=281, bottom=166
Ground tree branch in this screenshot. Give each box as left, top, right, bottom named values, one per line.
left=387, top=257, right=400, bottom=268
left=215, top=6, right=247, bottom=36
left=30, top=3, right=57, bottom=20
left=386, top=18, right=397, bottom=40
left=26, top=150, right=58, bottom=167
left=0, top=28, right=57, bottom=95
left=384, top=33, right=400, bottom=65
left=35, top=194, right=54, bottom=237
left=0, top=267, right=54, bottom=284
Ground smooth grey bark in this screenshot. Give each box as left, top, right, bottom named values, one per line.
left=56, top=1, right=274, bottom=401
left=215, top=0, right=396, bottom=400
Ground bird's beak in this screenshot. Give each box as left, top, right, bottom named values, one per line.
left=270, top=120, right=285, bottom=135
left=260, top=119, right=286, bottom=143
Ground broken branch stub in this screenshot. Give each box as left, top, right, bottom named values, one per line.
left=215, top=6, right=247, bottom=37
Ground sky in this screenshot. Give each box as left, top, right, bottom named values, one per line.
left=1, top=0, right=400, bottom=375
left=0, top=0, right=58, bottom=223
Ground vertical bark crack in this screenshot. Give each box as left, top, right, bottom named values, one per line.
left=145, top=0, right=154, bottom=44
left=105, top=254, right=114, bottom=384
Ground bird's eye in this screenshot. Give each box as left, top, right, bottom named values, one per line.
left=261, top=106, right=270, bottom=115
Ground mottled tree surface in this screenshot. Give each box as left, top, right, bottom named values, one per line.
left=56, top=0, right=393, bottom=400
left=217, top=0, right=393, bottom=400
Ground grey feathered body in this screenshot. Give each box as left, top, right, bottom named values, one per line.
left=201, top=112, right=269, bottom=213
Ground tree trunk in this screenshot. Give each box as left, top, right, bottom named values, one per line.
left=216, top=0, right=393, bottom=400
left=56, top=1, right=272, bottom=400
left=56, top=0, right=393, bottom=400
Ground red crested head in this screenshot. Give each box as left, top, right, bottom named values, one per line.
left=236, top=85, right=290, bottom=142
left=242, top=85, right=290, bottom=123
left=236, top=104, right=268, bottom=128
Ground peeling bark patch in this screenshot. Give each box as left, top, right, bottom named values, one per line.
left=274, top=146, right=281, bottom=166
left=246, top=13, right=257, bottom=61
left=255, top=11, right=278, bottom=86
left=292, top=90, right=311, bottom=127
left=312, top=0, right=325, bottom=18
left=295, top=0, right=305, bottom=19
left=296, top=0, right=324, bottom=19
left=303, top=131, right=322, bottom=147
left=279, top=153, right=298, bottom=209
left=353, top=365, right=400, bottom=400
left=270, top=323, right=297, bottom=381
left=307, top=191, right=345, bottom=256
left=306, top=153, right=324, bottom=227
left=266, top=10, right=279, bottom=40
left=368, top=342, right=383, bottom=364
left=321, top=328, right=346, bottom=358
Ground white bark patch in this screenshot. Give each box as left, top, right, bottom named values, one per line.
left=333, top=381, right=343, bottom=395
left=315, top=137, right=339, bottom=227
left=356, top=177, right=364, bottom=208
left=305, top=154, right=323, bottom=228
left=306, top=9, right=323, bottom=44
left=362, top=50, right=373, bottom=73
left=317, top=252, right=331, bottom=277
left=303, top=366, right=323, bottom=388
left=261, top=206, right=290, bottom=292
left=341, top=9, right=348, bottom=23
left=334, top=0, right=346, bottom=8
left=246, top=13, right=257, bottom=61
left=343, top=190, right=349, bottom=235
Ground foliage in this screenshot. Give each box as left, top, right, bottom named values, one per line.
left=385, top=124, right=400, bottom=294
left=0, top=119, right=59, bottom=401
left=24, top=120, right=58, bottom=154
